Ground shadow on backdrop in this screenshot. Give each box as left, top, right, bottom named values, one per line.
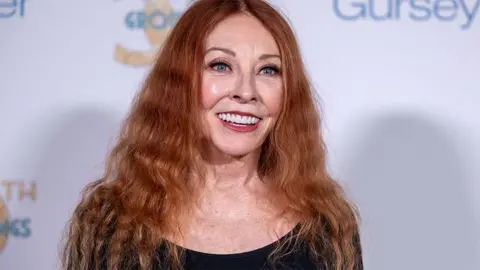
left=7, top=108, right=123, bottom=270
left=343, top=112, right=478, bottom=270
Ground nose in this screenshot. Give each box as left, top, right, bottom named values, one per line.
left=229, top=74, right=258, bottom=103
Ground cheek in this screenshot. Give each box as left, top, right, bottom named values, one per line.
left=202, top=74, right=236, bottom=109
left=257, top=79, right=283, bottom=115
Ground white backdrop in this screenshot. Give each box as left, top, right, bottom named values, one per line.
left=1, top=0, right=479, bottom=269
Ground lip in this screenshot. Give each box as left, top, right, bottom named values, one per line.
left=217, top=110, right=262, bottom=119
left=217, top=115, right=261, bottom=133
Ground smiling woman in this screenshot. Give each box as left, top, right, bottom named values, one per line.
left=60, top=0, right=363, bottom=270
left=202, top=14, right=283, bottom=157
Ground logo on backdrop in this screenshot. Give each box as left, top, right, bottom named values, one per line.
left=332, top=0, right=479, bottom=30
left=114, top=0, right=196, bottom=66
left=0, top=0, right=26, bottom=19
left=0, top=180, right=35, bottom=255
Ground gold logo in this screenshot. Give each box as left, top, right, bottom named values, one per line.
left=114, top=0, right=195, bottom=66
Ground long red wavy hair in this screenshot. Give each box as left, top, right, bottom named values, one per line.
left=60, top=0, right=361, bottom=269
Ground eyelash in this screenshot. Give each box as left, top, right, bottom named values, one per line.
left=207, top=59, right=281, bottom=76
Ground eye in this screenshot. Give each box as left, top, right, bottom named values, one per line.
left=259, top=65, right=280, bottom=76
left=208, top=61, right=232, bottom=73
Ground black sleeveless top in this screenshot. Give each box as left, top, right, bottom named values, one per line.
left=179, top=232, right=319, bottom=270
left=180, top=233, right=363, bottom=270
left=97, top=228, right=363, bottom=270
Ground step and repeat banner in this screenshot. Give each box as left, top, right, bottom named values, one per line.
left=1, top=0, right=479, bottom=269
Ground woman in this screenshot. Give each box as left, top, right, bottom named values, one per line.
left=61, top=0, right=363, bottom=269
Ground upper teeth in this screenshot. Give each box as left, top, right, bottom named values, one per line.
left=218, top=113, right=260, bottom=125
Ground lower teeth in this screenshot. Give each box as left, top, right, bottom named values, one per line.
left=224, top=120, right=252, bottom=126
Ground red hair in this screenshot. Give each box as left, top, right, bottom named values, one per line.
left=61, top=0, right=361, bottom=269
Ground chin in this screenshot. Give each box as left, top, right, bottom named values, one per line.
left=212, top=140, right=262, bottom=158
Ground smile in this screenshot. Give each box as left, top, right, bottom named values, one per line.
left=216, top=112, right=262, bottom=132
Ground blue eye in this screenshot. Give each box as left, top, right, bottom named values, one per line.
left=259, top=66, right=280, bottom=76
left=209, top=61, right=231, bottom=72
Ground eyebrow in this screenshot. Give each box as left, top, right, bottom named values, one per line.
left=205, top=47, right=281, bottom=60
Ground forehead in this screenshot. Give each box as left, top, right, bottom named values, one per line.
left=205, top=13, right=279, bottom=54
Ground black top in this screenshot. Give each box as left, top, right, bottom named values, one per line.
left=97, top=227, right=363, bottom=270
left=177, top=231, right=363, bottom=270
left=180, top=234, right=321, bottom=270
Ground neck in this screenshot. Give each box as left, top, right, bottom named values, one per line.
left=176, top=145, right=297, bottom=239
left=206, top=150, right=262, bottom=190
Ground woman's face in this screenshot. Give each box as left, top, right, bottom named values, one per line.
left=201, top=13, right=283, bottom=157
